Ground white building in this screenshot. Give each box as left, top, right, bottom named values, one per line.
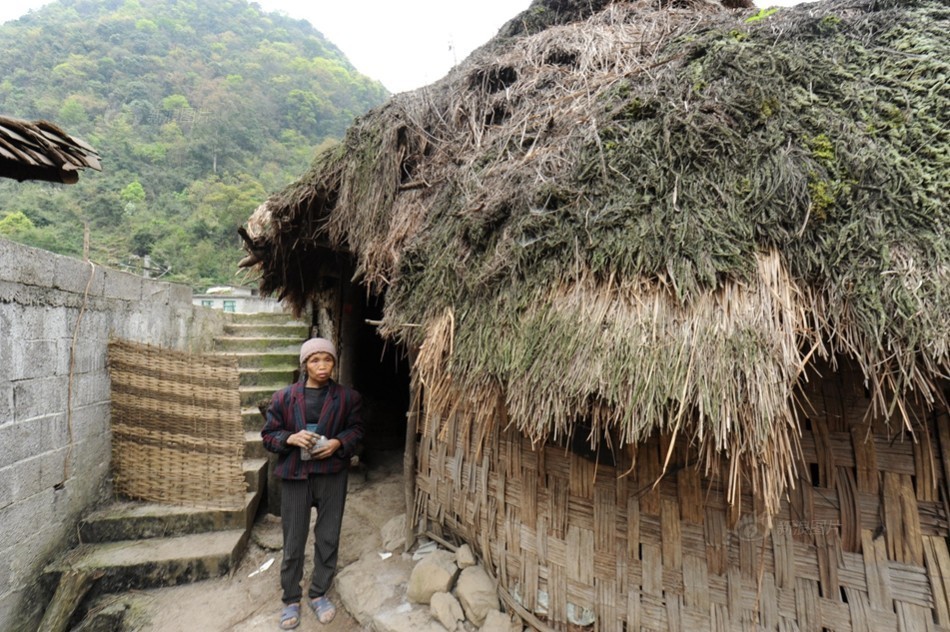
left=192, top=286, right=286, bottom=314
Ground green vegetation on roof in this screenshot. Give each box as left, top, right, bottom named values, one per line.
left=245, top=0, right=949, bottom=514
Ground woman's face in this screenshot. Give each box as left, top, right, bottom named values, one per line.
left=305, top=352, right=335, bottom=386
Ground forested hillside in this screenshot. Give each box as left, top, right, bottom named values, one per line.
left=0, top=0, right=387, bottom=287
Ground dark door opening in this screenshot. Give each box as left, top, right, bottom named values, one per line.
left=341, top=287, right=410, bottom=457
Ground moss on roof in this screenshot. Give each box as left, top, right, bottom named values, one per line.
left=243, top=0, right=949, bottom=515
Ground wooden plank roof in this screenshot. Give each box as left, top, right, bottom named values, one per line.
left=0, top=115, right=101, bottom=184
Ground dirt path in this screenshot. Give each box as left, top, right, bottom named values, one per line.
left=130, top=450, right=407, bottom=631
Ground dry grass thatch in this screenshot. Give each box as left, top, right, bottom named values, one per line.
left=242, top=0, right=950, bottom=515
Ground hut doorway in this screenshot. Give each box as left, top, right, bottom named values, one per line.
left=331, top=271, right=410, bottom=457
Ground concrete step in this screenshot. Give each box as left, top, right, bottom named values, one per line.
left=213, top=336, right=301, bottom=352
left=244, top=457, right=267, bottom=493
left=239, top=385, right=281, bottom=408
left=239, top=367, right=295, bottom=387
left=243, top=406, right=265, bottom=431
left=211, top=351, right=299, bottom=368
left=46, top=529, right=249, bottom=593
left=230, top=312, right=305, bottom=324
left=245, top=430, right=267, bottom=460
left=78, top=489, right=262, bottom=544
left=223, top=322, right=309, bottom=337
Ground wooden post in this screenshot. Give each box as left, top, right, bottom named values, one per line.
left=404, top=351, right=420, bottom=550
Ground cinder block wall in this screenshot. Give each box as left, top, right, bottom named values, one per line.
left=0, top=238, right=230, bottom=630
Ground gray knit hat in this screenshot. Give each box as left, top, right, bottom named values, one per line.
left=299, top=338, right=337, bottom=365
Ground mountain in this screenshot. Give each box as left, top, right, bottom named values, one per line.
left=0, top=0, right=387, bottom=287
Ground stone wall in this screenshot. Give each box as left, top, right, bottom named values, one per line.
left=0, top=238, right=230, bottom=630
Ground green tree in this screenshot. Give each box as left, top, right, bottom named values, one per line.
left=58, top=96, right=90, bottom=127
left=0, top=211, right=35, bottom=236
left=0, top=0, right=387, bottom=287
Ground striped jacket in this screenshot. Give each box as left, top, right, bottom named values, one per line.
left=261, top=378, right=364, bottom=479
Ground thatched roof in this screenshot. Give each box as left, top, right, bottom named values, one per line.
left=242, top=0, right=950, bottom=515
left=0, top=116, right=101, bottom=183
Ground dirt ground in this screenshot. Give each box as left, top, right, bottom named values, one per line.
left=124, top=450, right=407, bottom=631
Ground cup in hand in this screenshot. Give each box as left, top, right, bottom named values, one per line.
left=300, top=423, right=319, bottom=461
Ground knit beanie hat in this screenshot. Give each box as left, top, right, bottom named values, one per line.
left=299, top=337, right=337, bottom=365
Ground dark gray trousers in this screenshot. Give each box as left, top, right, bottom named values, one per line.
left=279, top=470, right=348, bottom=604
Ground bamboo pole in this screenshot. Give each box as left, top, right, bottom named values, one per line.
left=404, top=409, right=419, bottom=550
left=38, top=570, right=102, bottom=632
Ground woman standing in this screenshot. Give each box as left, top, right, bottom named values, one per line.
left=261, top=337, right=364, bottom=629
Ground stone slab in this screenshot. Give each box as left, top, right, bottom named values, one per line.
left=45, top=529, right=248, bottom=593
left=79, top=492, right=258, bottom=543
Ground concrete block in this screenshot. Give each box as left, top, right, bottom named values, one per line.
left=109, top=304, right=141, bottom=340
left=0, top=281, right=63, bottom=309
left=71, top=372, right=111, bottom=408
left=57, top=338, right=107, bottom=376
left=141, top=281, right=172, bottom=306
left=0, top=308, right=11, bottom=364
left=51, top=255, right=100, bottom=295
left=0, top=239, right=55, bottom=287
left=72, top=306, right=108, bottom=345
left=0, top=488, right=57, bottom=553
left=70, top=402, right=110, bottom=444
left=101, top=268, right=143, bottom=302
left=0, top=280, right=18, bottom=303
left=166, top=282, right=193, bottom=305
left=65, top=453, right=109, bottom=505
left=0, top=415, right=66, bottom=469
left=71, top=442, right=110, bottom=489
left=89, top=265, right=108, bottom=297
left=3, top=305, right=31, bottom=341
left=10, top=339, right=57, bottom=381
left=13, top=377, right=67, bottom=422
left=0, top=450, right=72, bottom=509
left=51, top=472, right=99, bottom=520
left=36, top=306, right=69, bottom=341
left=0, top=382, right=12, bottom=426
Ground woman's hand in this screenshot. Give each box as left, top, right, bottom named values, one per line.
left=311, top=437, right=341, bottom=460
left=286, top=429, right=317, bottom=450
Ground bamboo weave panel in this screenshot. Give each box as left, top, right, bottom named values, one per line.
left=108, top=339, right=245, bottom=509
left=414, top=369, right=950, bottom=631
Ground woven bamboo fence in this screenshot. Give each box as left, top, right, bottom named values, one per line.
left=414, top=361, right=950, bottom=631
left=108, top=339, right=245, bottom=510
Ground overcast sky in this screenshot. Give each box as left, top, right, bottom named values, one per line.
left=0, top=0, right=817, bottom=94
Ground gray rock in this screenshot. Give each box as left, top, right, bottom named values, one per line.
left=407, top=549, right=459, bottom=604
left=381, top=513, right=407, bottom=552
left=431, top=591, right=465, bottom=631
left=455, top=566, right=499, bottom=626
left=336, top=549, right=415, bottom=626
left=480, top=610, right=521, bottom=632
left=374, top=605, right=450, bottom=632
left=455, top=544, right=477, bottom=568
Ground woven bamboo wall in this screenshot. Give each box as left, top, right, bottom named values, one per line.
left=109, top=339, right=245, bottom=509
left=414, top=363, right=950, bottom=631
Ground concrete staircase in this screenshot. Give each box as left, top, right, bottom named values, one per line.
left=42, top=311, right=308, bottom=622
left=46, top=461, right=267, bottom=594
left=216, top=312, right=309, bottom=515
